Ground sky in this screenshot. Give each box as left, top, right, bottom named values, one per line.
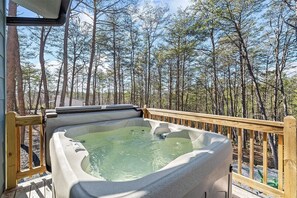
left=8, top=0, right=193, bottom=68
left=156, top=0, right=191, bottom=12
left=11, top=0, right=192, bottom=18
left=76, top=0, right=192, bottom=25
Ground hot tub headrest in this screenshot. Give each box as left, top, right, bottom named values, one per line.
left=55, top=104, right=138, bottom=114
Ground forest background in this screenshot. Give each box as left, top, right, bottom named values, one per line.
left=6, top=0, right=297, bottom=128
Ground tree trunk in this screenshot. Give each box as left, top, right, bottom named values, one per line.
left=129, top=29, right=135, bottom=104
left=130, top=63, right=134, bottom=104
left=117, top=52, right=121, bottom=103
left=27, top=71, right=32, bottom=111
left=169, top=63, right=172, bottom=109
left=238, top=29, right=278, bottom=168
left=60, top=9, right=71, bottom=107
left=176, top=36, right=180, bottom=110
left=15, top=26, right=25, bottom=116
left=158, top=64, right=162, bottom=109
left=69, top=54, right=77, bottom=106
left=279, top=34, right=291, bottom=117
left=133, top=67, right=136, bottom=104
left=15, top=29, right=26, bottom=144
left=85, top=4, right=97, bottom=105
left=280, top=54, right=289, bottom=116
left=97, top=78, right=101, bottom=105
left=181, top=53, right=185, bottom=111
left=210, top=27, right=218, bottom=115
left=112, top=20, right=118, bottom=104
left=92, top=62, right=98, bottom=105
left=39, top=27, right=51, bottom=109
left=147, top=38, right=151, bottom=106
left=54, top=64, right=63, bottom=107
left=34, top=79, right=42, bottom=114
left=228, top=65, right=234, bottom=116
left=204, top=71, right=209, bottom=114
left=7, top=1, right=17, bottom=111
left=121, top=65, right=125, bottom=104
left=239, top=43, right=247, bottom=148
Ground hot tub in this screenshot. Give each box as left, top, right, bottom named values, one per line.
left=46, top=105, right=232, bottom=198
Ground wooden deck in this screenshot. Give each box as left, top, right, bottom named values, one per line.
left=1, top=175, right=264, bottom=198
left=1, top=175, right=52, bottom=198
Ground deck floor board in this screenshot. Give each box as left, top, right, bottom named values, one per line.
left=2, top=175, right=263, bottom=198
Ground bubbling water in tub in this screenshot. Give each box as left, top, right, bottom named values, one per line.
left=74, top=126, right=193, bottom=181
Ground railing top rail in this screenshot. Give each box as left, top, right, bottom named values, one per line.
left=15, top=114, right=43, bottom=126
left=147, top=108, right=284, bottom=128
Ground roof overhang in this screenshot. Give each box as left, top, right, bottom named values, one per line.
left=6, top=0, right=72, bottom=26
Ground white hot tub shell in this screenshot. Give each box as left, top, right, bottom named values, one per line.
left=46, top=105, right=232, bottom=198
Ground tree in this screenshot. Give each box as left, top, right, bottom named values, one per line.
left=138, top=2, right=169, bottom=106
left=39, top=26, right=52, bottom=109
left=7, top=1, right=17, bottom=111
left=60, top=8, right=71, bottom=107
left=215, top=0, right=279, bottom=167
left=59, top=0, right=83, bottom=106
left=68, top=17, right=89, bottom=106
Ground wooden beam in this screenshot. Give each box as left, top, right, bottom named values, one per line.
left=40, top=125, right=44, bottom=167
left=187, top=120, right=191, bottom=127
left=263, top=132, right=268, bottom=184
left=182, top=119, right=186, bottom=126
left=218, top=125, right=222, bottom=134
left=249, top=130, right=254, bottom=179
left=16, top=166, right=46, bottom=179
left=202, top=122, right=206, bottom=130
left=238, top=128, right=242, bottom=175
left=29, top=125, right=33, bottom=171
left=6, top=112, right=17, bottom=189
left=146, top=109, right=283, bottom=133
left=210, top=124, right=214, bottom=132
left=227, top=127, right=232, bottom=139
left=284, top=116, right=297, bottom=198
left=16, top=127, right=20, bottom=173
left=142, top=106, right=148, bottom=118
left=194, top=121, right=198, bottom=128
left=233, top=173, right=284, bottom=197
left=147, top=108, right=284, bottom=128
left=278, top=135, right=284, bottom=190
left=15, top=115, right=42, bottom=126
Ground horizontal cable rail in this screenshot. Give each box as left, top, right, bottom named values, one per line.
left=6, top=112, right=46, bottom=190
left=143, top=108, right=296, bottom=198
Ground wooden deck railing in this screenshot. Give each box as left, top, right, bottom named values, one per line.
left=143, top=108, right=296, bottom=198
left=6, top=112, right=46, bottom=190
left=5, top=109, right=296, bottom=197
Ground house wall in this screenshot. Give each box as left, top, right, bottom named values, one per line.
left=0, top=0, right=5, bottom=193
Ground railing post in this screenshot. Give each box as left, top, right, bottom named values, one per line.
left=5, top=112, right=17, bottom=189
left=143, top=105, right=148, bottom=118
left=284, top=116, right=297, bottom=198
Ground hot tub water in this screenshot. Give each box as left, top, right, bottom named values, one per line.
left=74, top=126, right=193, bottom=181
